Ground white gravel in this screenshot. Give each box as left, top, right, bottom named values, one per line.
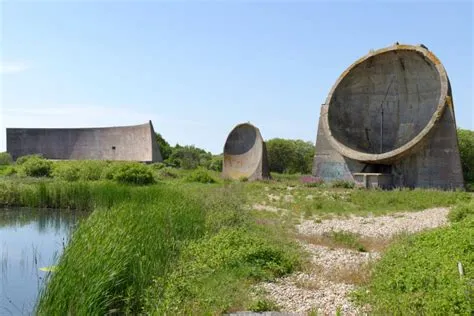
left=297, top=207, right=450, bottom=238
left=256, top=207, right=450, bottom=315
left=260, top=276, right=356, bottom=315
left=300, top=242, right=380, bottom=270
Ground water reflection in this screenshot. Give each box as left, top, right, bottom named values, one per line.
left=0, top=208, right=86, bottom=315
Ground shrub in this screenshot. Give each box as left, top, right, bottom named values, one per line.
left=150, top=162, right=166, bottom=170
left=52, top=163, right=81, bottom=181
left=16, top=154, right=44, bottom=165
left=331, top=180, right=355, bottom=189
left=20, top=156, right=52, bottom=177
left=239, top=176, right=249, bottom=182
left=186, top=168, right=216, bottom=184
left=300, top=175, right=324, bottom=187
left=0, top=152, right=13, bottom=165
left=157, top=167, right=180, bottom=179
left=207, top=155, right=223, bottom=172
left=112, top=163, right=155, bottom=185
left=77, top=161, right=109, bottom=181
left=167, top=145, right=212, bottom=170
left=266, top=138, right=314, bottom=174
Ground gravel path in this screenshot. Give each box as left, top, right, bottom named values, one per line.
left=297, top=207, right=450, bottom=238
left=256, top=207, right=450, bottom=315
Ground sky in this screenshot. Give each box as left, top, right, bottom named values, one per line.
left=1, top=0, right=473, bottom=154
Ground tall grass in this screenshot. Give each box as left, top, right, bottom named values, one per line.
left=37, top=187, right=207, bottom=314
left=31, top=182, right=301, bottom=314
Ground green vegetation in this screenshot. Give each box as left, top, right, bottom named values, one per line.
left=458, top=128, right=474, bottom=184
left=266, top=138, right=314, bottom=174
left=155, top=132, right=173, bottom=160
left=324, top=231, right=367, bottom=252
left=0, top=152, right=13, bottom=165
left=33, top=183, right=301, bottom=315
left=19, top=155, right=52, bottom=177
left=185, top=168, right=217, bottom=184
left=108, top=162, right=155, bottom=185
left=244, top=179, right=473, bottom=217
left=353, top=216, right=473, bottom=314
left=1, top=130, right=473, bottom=315
left=448, top=199, right=474, bottom=222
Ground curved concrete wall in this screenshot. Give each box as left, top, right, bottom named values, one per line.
left=313, top=43, right=464, bottom=189
left=328, top=49, right=441, bottom=155
left=7, top=121, right=162, bottom=162
left=222, top=123, right=270, bottom=180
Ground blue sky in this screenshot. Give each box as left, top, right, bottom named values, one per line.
left=1, top=1, right=473, bottom=154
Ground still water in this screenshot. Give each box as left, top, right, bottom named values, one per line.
left=0, top=208, right=85, bottom=315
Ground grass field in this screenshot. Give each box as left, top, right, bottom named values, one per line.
left=0, top=160, right=473, bottom=314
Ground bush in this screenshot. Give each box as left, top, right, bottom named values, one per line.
left=157, top=167, right=180, bottom=179
left=0, top=152, right=13, bottom=165
left=300, top=175, right=324, bottom=187
left=266, top=139, right=314, bottom=174
left=186, top=168, right=216, bottom=184
left=150, top=162, right=166, bottom=170
left=167, top=145, right=212, bottom=170
left=77, top=161, right=109, bottom=181
left=16, top=154, right=44, bottom=165
left=458, top=129, right=474, bottom=183
left=52, top=163, right=81, bottom=181
left=207, top=155, right=223, bottom=172
left=331, top=179, right=355, bottom=189
left=111, top=163, right=155, bottom=185
left=20, top=156, right=52, bottom=177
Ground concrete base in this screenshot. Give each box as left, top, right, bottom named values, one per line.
left=313, top=102, right=464, bottom=189
left=353, top=173, right=393, bottom=189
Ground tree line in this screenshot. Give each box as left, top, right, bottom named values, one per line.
left=156, top=128, right=474, bottom=182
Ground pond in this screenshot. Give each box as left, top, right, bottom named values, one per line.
left=0, top=208, right=86, bottom=315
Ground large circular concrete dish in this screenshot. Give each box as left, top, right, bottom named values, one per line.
left=322, top=44, right=450, bottom=164
left=222, top=123, right=264, bottom=180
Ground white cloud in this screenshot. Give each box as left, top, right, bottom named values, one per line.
left=0, top=61, right=30, bottom=74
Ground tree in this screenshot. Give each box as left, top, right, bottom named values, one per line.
left=167, top=145, right=212, bottom=169
left=457, top=128, right=474, bottom=183
left=266, top=138, right=314, bottom=174
left=155, top=133, right=172, bottom=160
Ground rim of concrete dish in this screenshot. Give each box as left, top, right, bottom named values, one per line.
left=223, top=122, right=263, bottom=177
left=322, top=43, right=449, bottom=163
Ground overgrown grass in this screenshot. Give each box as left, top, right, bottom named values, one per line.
left=353, top=218, right=474, bottom=314
left=244, top=180, right=473, bottom=217
left=33, top=183, right=301, bottom=314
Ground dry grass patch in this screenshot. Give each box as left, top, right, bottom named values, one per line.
left=295, top=232, right=392, bottom=252
left=325, top=262, right=374, bottom=286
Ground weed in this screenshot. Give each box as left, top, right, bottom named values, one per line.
left=448, top=201, right=474, bottom=222
left=248, top=298, right=280, bottom=312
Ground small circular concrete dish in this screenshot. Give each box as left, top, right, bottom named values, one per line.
left=322, top=43, right=450, bottom=164
left=222, top=123, right=269, bottom=180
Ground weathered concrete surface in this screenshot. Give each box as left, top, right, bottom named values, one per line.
left=313, top=43, right=464, bottom=189
left=7, top=121, right=162, bottom=162
left=222, top=123, right=270, bottom=181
